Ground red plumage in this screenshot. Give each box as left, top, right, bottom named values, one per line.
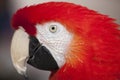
left=12, top=2, right=120, bottom=80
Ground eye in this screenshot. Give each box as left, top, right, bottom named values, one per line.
left=49, top=25, right=57, bottom=33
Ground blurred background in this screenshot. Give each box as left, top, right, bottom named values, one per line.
left=0, top=0, right=120, bottom=80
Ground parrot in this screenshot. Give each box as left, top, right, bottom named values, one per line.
left=11, top=2, right=120, bottom=80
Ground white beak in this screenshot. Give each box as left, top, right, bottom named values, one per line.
left=11, top=27, right=29, bottom=75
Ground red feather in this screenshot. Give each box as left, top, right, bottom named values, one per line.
left=12, top=2, right=120, bottom=80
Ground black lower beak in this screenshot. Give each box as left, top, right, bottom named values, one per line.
left=27, top=36, right=59, bottom=71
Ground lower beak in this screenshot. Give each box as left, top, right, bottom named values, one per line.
left=27, top=36, right=59, bottom=71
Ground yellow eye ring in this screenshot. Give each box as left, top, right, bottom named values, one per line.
left=49, top=25, right=57, bottom=33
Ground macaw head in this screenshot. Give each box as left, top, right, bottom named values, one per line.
left=11, top=2, right=120, bottom=80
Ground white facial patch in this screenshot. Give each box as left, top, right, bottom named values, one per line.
left=36, top=22, right=73, bottom=68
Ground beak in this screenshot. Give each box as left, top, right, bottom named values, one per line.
left=27, top=36, right=59, bottom=71
left=11, top=28, right=29, bottom=76
left=11, top=27, right=59, bottom=76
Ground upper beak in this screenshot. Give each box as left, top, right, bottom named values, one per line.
left=11, top=27, right=29, bottom=75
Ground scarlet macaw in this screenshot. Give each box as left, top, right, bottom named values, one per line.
left=11, top=2, right=120, bottom=80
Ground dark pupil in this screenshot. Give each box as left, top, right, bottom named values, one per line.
left=52, top=27, right=55, bottom=30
